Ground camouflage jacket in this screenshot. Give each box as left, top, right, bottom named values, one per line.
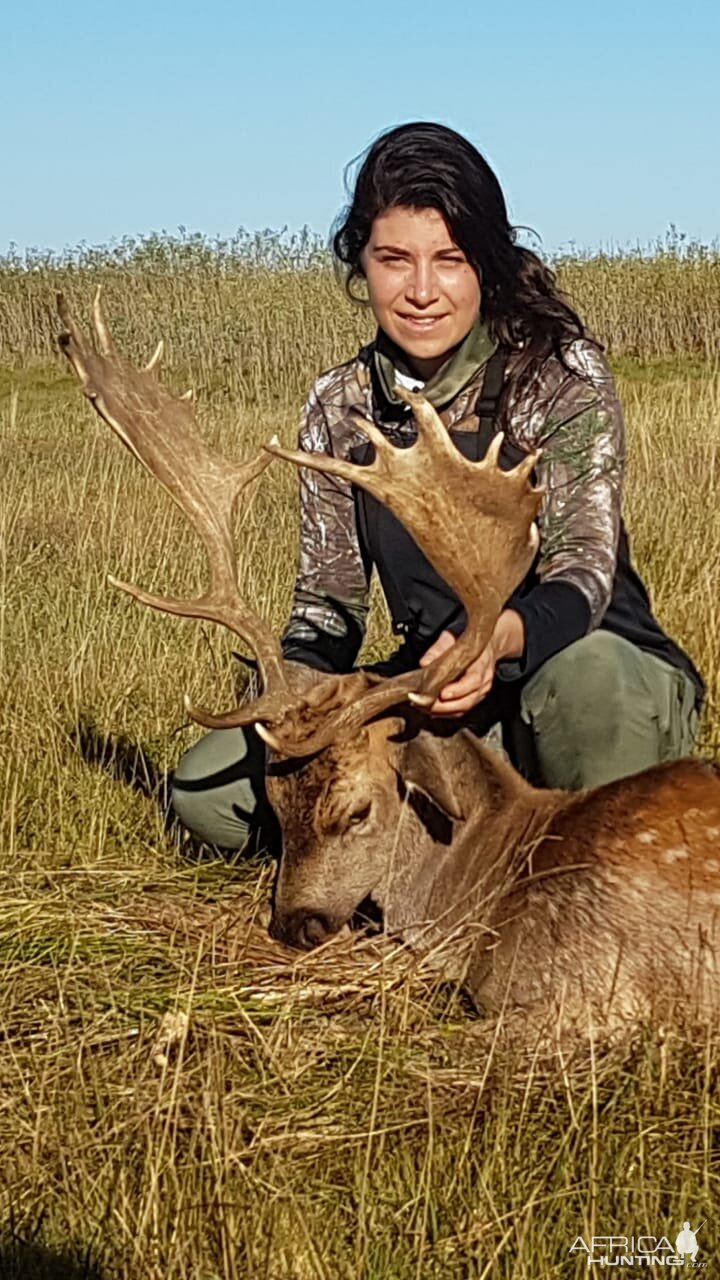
left=280, top=322, right=702, bottom=698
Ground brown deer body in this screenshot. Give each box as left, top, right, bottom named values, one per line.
left=60, top=297, right=719, bottom=1034
left=267, top=709, right=720, bottom=1028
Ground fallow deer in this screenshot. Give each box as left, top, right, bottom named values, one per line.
left=59, top=296, right=720, bottom=1034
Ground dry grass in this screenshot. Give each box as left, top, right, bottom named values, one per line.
left=1, top=255, right=720, bottom=1275
left=2, top=232, right=719, bottom=403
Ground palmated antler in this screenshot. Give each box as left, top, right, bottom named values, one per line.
left=254, top=409, right=543, bottom=755
left=57, top=290, right=299, bottom=730
left=267, top=394, right=543, bottom=708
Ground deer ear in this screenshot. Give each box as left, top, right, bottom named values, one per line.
left=398, top=735, right=465, bottom=822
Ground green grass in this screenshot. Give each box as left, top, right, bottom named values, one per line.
left=2, top=268, right=720, bottom=1275
left=610, top=354, right=719, bottom=383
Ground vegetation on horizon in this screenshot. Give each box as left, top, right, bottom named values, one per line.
left=1, top=229, right=718, bottom=407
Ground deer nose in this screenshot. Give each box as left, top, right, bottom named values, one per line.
left=299, top=914, right=334, bottom=948
left=270, top=909, right=336, bottom=950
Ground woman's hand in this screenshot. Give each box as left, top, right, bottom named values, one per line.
left=419, top=610, right=525, bottom=717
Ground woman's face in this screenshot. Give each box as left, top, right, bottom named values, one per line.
left=360, top=206, right=481, bottom=380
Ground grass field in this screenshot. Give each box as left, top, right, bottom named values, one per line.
left=1, top=240, right=720, bottom=1277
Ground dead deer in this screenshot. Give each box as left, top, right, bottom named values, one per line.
left=59, top=295, right=720, bottom=1035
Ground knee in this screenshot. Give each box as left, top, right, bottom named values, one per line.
left=170, top=727, right=261, bottom=851
left=527, top=632, right=630, bottom=724
left=170, top=775, right=231, bottom=849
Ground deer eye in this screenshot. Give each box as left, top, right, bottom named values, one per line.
left=348, top=802, right=372, bottom=827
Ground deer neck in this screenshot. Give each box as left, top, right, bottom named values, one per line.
left=380, top=728, right=563, bottom=977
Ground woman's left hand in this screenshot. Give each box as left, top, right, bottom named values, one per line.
left=420, top=610, right=525, bottom=717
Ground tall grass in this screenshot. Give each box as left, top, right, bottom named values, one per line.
left=1, top=250, right=720, bottom=1275
left=1, top=232, right=719, bottom=405
left=557, top=230, right=720, bottom=359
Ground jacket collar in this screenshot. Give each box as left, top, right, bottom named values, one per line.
left=373, top=317, right=496, bottom=411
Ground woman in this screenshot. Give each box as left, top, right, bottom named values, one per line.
left=171, top=122, right=704, bottom=851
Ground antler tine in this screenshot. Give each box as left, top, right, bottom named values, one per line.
left=144, top=339, right=164, bottom=374
left=265, top=403, right=409, bottom=502
left=393, top=387, right=460, bottom=459
left=507, top=449, right=541, bottom=485
left=268, top=388, right=544, bottom=739
left=92, top=287, right=115, bottom=355
left=57, top=294, right=90, bottom=370
left=482, top=430, right=505, bottom=469
left=58, top=294, right=298, bottom=729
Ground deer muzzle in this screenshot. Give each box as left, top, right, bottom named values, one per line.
left=269, top=907, right=344, bottom=951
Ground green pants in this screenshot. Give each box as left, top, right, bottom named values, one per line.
left=170, top=631, right=699, bottom=851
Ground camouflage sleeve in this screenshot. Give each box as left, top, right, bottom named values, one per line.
left=531, top=340, right=625, bottom=626
left=280, top=383, right=370, bottom=673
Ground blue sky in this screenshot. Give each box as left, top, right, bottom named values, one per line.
left=2, top=0, right=718, bottom=257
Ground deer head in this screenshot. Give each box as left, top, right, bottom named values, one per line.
left=264, top=715, right=520, bottom=955
left=59, top=295, right=543, bottom=949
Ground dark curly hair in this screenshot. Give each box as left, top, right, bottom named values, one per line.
left=332, top=122, right=592, bottom=376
